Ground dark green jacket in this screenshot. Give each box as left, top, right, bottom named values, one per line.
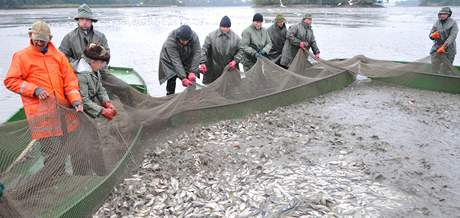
left=59, top=27, right=109, bottom=71
left=241, top=24, right=272, bottom=69
left=76, top=59, right=110, bottom=118
left=201, top=29, right=242, bottom=84
left=267, top=23, right=287, bottom=63
left=281, top=22, right=319, bottom=67
left=430, top=17, right=458, bottom=56
left=158, top=29, right=201, bottom=84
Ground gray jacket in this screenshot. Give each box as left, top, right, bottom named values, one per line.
left=241, top=24, right=272, bottom=66
left=158, top=29, right=201, bottom=84
left=430, top=17, right=458, bottom=56
left=59, top=27, right=109, bottom=71
left=267, top=23, right=287, bottom=63
left=201, top=29, right=242, bottom=84
left=76, top=59, right=110, bottom=118
left=281, top=22, right=319, bottom=67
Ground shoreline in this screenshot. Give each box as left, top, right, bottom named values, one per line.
left=1, top=3, right=386, bottom=10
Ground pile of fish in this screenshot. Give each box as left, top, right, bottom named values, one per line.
left=94, top=98, right=411, bottom=217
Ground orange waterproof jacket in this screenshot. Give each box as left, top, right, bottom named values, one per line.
left=4, top=42, right=82, bottom=139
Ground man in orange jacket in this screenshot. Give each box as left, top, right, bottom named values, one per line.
left=4, top=21, right=83, bottom=138
left=3, top=21, right=83, bottom=199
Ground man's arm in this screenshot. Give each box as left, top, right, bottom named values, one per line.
left=4, top=53, right=38, bottom=97
left=77, top=74, right=102, bottom=118
left=241, top=29, right=257, bottom=56
left=60, top=56, right=82, bottom=105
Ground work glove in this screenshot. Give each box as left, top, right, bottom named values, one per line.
left=101, top=107, right=116, bottom=121
left=199, top=64, right=208, bottom=74
left=181, top=78, right=193, bottom=87
left=103, top=101, right=117, bottom=116
left=34, top=87, right=49, bottom=100
left=430, top=31, right=441, bottom=40
left=187, top=72, right=196, bottom=83
left=314, top=53, right=321, bottom=60
left=72, top=101, right=83, bottom=112
left=300, top=41, right=306, bottom=50
left=227, top=60, right=237, bottom=71
left=436, top=46, right=446, bottom=54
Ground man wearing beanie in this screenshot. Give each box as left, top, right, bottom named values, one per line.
left=429, top=7, right=458, bottom=74
left=159, top=25, right=201, bottom=95
left=240, top=13, right=272, bottom=72
left=281, top=13, right=320, bottom=68
left=200, top=16, right=243, bottom=84
left=267, top=14, right=287, bottom=66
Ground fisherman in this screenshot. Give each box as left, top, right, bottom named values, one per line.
left=281, top=14, right=320, bottom=68
left=60, top=3, right=135, bottom=105
left=429, top=7, right=458, bottom=74
left=267, top=14, right=287, bottom=66
left=200, top=16, right=242, bottom=84
left=59, top=4, right=109, bottom=71
left=3, top=21, right=83, bottom=198
left=159, top=25, right=201, bottom=95
left=240, top=13, right=272, bottom=72
left=76, top=43, right=117, bottom=121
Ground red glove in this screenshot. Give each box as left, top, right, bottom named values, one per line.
left=430, top=32, right=441, bottom=40
left=437, top=46, right=446, bottom=54
left=101, top=108, right=116, bottom=121
left=227, top=60, right=237, bottom=71
left=300, top=41, right=306, bottom=50
left=103, top=101, right=117, bottom=116
left=181, top=78, right=193, bottom=87
left=199, top=64, right=207, bottom=74
left=187, top=72, right=196, bottom=83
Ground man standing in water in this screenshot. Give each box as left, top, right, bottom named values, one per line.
left=429, top=7, right=458, bottom=74
left=267, top=14, right=287, bottom=66
left=200, top=16, right=242, bottom=84
left=241, top=13, right=272, bottom=72
left=281, top=14, right=320, bottom=68
left=159, top=25, right=201, bottom=95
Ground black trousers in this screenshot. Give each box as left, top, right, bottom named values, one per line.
left=166, top=76, right=178, bottom=95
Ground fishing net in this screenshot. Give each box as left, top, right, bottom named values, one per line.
left=0, top=50, right=459, bottom=217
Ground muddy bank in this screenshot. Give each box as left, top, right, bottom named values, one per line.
left=94, top=81, right=460, bottom=217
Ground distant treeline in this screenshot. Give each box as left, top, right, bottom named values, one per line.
left=251, top=0, right=378, bottom=6
left=0, top=0, right=248, bottom=9
left=419, top=0, right=460, bottom=6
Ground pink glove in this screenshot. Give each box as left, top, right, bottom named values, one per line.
left=199, top=64, right=207, bottom=74
left=227, top=60, right=237, bottom=71
left=300, top=41, right=306, bottom=50
left=187, top=72, right=196, bottom=83
left=181, top=78, right=193, bottom=87
left=314, top=53, right=320, bottom=60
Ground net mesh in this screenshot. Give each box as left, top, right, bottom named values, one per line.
left=0, top=50, right=459, bottom=217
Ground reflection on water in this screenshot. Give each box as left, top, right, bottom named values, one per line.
left=1, top=6, right=459, bottom=121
